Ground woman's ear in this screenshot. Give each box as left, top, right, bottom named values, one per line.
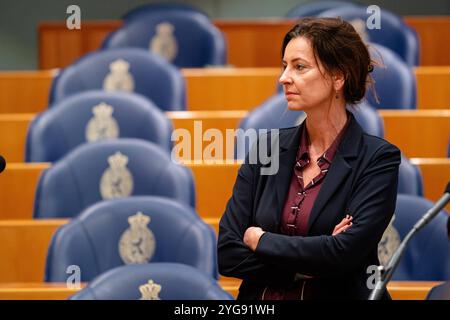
left=333, top=71, right=345, bottom=91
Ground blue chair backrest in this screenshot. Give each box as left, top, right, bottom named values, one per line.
left=70, top=263, right=233, bottom=300
left=26, top=90, right=173, bottom=162
left=426, top=282, right=450, bottom=300
left=49, top=48, right=185, bottom=111
left=367, top=43, right=416, bottom=109
left=398, top=154, right=423, bottom=196
left=237, top=93, right=384, bottom=159
left=286, top=1, right=359, bottom=18
left=102, top=10, right=226, bottom=68
left=45, top=196, right=218, bottom=282
left=33, top=139, right=195, bottom=218
left=385, top=195, right=450, bottom=280
left=319, top=6, right=420, bottom=66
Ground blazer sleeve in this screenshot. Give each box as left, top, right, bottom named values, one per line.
left=218, top=156, right=296, bottom=285
left=254, top=143, right=401, bottom=277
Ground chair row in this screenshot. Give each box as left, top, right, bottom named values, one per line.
left=2, top=66, right=449, bottom=114
left=47, top=43, right=418, bottom=110
left=0, top=194, right=447, bottom=284
left=24, top=90, right=425, bottom=163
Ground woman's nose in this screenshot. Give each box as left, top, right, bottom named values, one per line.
left=279, top=69, right=291, bottom=85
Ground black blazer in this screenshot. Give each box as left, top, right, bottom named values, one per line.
left=218, top=114, right=401, bottom=300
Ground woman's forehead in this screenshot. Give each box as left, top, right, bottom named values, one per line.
left=283, top=37, right=314, bottom=63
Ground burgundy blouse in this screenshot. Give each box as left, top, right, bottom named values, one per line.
left=262, top=117, right=350, bottom=300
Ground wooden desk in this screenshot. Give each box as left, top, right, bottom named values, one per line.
left=0, top=219, right=68, bottom=282
left=380, top=110, right=450, bottom=158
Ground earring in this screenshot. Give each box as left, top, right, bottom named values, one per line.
left=335, top=90, right=339, bottom=99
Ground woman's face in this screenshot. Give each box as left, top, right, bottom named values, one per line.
left=279, top=36, right=335, bottom=111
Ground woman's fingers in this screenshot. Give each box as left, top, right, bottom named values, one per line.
left=333, top=215, right=353, bottom=231
left=332, top=215, right=353, bottom=236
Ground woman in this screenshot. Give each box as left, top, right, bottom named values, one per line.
left=218, top=18, right=401, bottom=300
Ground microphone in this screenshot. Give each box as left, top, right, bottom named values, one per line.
left=368, top=182, right=450, bottom=300
left=0, top=155, right=5, bottom=173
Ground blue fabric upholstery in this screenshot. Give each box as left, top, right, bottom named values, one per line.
left=45, top=196, right=218, bottom=282
left=286, top=1, right=358, bottom=18
left=26, top=90, right=173, bottom=162
left=70, top=263, right=232, bottom=300
left=102, top=10, right=226, bottom=68
left=33, top=139, right=195, bottom=218
left=398, top=154, right=423, bottom=196
left=367, top=43, right=416, bottom=109
left=49, top=48, right=185, bottom=110
left=391, top=194, right=450, bottom=281
left=426, top=282, right=450, bottom=300
left=319, top=6, right=420, bottom=66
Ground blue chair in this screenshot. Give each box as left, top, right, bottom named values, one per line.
left=382, top=194, right=450, bottom=281
left=33, top=139, right=195, bottom=219
left=398, top=154, right=423, bottom=196
left=318, top=6, right=420, bottom=66
left=102, top=10, right=226, bottom=68
left=286, top=1, right=359, bottom=18
left=49, top=48, right=185, bottom=111
left=237, top=93, right=384, bottom=159
left=367, top=43, right=416, bottom=109
left=426, top=282, right=450, bottom=300
left=45, top=196, right=218, bottom=282
left=26, top=90, right=173, bottom=162
left=70, top=263, right=233, bottom=300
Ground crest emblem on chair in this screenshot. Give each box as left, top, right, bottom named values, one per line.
left=100, top=151, right=134, bottom=199
left=139, top=279, right=161, bottom=300
left=378, top=215, right=401, bottom=266
left=149, top=22, right=178, bottom=62
left=85, top=102, right=119, bottom=142
left=350, top=19, right=370, bottom=43
left=119, top=212, right=156, bottom=265
left=103, top=59, right=135, bottom=92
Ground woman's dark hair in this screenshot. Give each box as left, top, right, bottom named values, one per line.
left=282, top=17, right=376, bottom=105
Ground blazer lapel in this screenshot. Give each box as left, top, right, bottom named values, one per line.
left=307, top=114, right=363, bottom=231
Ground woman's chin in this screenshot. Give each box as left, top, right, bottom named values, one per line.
left=287, top=102, right=306, bottom=111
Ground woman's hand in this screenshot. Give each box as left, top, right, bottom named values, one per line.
left=332, top=215, right=353, bottom=236
left=243, top=226, right=266, bottom=251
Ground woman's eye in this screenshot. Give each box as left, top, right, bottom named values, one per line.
left=296, top=64, right=306, bottom=71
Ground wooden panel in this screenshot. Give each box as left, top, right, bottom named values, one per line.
left=0, top=163, right=50, bottom=220
left=0, top=71, right=54, bottom=113
left=168, top=110, right=248, bottom=161
left=404, top=16, right=450, bottom=66
left=185, top=162, right=240, bottom=221
left=380, top=110, right=450, bottom=158
left=0, top=114, right=35, bottom=162
left=415, top=66, right=450, bottom=109
left=214, top=20, right=294, bottom=68
left=181, top=68, right=278, bottom=110
left=0, top=282, right=83, bottom=300
left=0, top=220, right=68, bottom=282
left=411, top=158, right=450, bottom=212
left=38, top=18, right=450, bottom=68
left=38, top=22, right=122, bottom=70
